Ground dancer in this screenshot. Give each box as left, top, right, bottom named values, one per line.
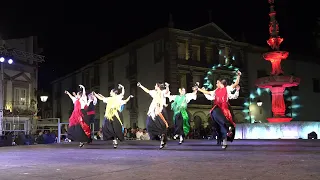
left=137, top=82, right=170, bottom=149
left=65, top=85, right=91, bottom=147
left=206, top=85, right=240, bottom=145
left=85, top=93, right=97, bottom=144
left=167, top=83, right=198, bottom=144
left=93, top=84, right=133, bottom=148
left=197, top=71, right=242, bottom=149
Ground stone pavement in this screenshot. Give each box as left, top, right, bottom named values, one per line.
left=0, top=140, right=320, bottom=180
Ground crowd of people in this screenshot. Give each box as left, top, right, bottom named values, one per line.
left=64, top=70, right=242, bottom=150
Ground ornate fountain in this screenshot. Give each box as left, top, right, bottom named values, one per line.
left=255, top=0, right=300, bottom=123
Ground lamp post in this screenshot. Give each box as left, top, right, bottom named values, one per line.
left=40, top=95, right=48, bottom=119
left=0, top=57, right=14, bottom=135
left=257, top=99, right=263, bottom=114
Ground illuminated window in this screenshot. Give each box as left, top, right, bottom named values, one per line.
left=14, top=88, right=27, bottom=105
left=192, top=45, right=200, bottom=61
left=177, top=42, right=186, bottom=60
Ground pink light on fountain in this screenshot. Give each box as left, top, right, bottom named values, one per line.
left=255, top=0, right=300, bottom=123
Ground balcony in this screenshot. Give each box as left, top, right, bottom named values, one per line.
left=3, top=101, right=38, bottom=116
left=177, top=58, right=213, bottom=68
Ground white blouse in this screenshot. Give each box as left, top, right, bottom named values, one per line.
left=204, top=86, right=239, bottom=101
left=147, top=89, right=169, bottom=119
left=168, top=93, right=197, bottom=104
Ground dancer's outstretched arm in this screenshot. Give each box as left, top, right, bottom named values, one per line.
left=79, top=84, right=87, bottom=103
left=92, top=92, right=105, bottom=101
left=197, top=87, right=212, bottom=95
left=122, top=95, right=134, bottom=104
left=118, top=84, right=125, bottom=97
left=231, top=71, right=241, bottom=89
left=137, top=82, right=150, bottom=94
left=65, top=90, right=76, bottom=102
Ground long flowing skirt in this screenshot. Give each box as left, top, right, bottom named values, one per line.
left=67, top=110, right=91, bottom=142
left=210, top=106, right=235, bottom=142
left=174, top=111, right=190, bottom=136
left=146, top=109, right=168, bottom=140
left=102, top=111, right=124, bottom=141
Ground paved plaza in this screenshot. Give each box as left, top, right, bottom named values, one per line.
left=0, top=139, right=320, bottom=180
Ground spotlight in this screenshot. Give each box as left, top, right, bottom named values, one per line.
left=0, top=57, right=4, bottom=62
left=8, top=59, right=13, bottom=64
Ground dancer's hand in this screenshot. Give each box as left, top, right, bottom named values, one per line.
left=129, top=95, right=134, bottom=98
left=165, top=82, right=170, bottom=87
left=237, top=71, right=242, bottom=76
left=79, top=84, right=85, bottom=89
left=118, top=84, right=123, bottom=88
left=235, top=85, right=240, bottom=91
left=92, top=91, right=95, bottom=95
left=195, top=82, right=200, bottom=87
left=137, top=82, right=141, bottom=87
left=64, top=90, right=68, bottom=94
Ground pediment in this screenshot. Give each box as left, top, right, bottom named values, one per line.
left=190, top=22, right=234, bottom=41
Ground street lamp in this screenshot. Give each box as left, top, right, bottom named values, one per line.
left=257, top=99, right=263, bottom=107
left=40, top=96, right=48, bottom=103
left=0, top=57, right=14, bottom=135
left=40, top=95, right=48, bottom=119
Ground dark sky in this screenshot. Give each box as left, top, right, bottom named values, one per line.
left=1, top=1, right=319, bottom=91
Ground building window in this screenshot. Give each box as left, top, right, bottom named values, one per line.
left=180, top=74, right=187, bottom=88
left=206, top=47, right=213, bottom=63
left=177, top=42, right=186, bottom=60
left=313, top=78, right=320, bottom=93
left=108, top=60, right=114, bottom=81
left=191, top=45, right=200, bottom=61
left=154, top=40, right=163, bottom=63
left=14, top=88, right=27, bottom=105
left=93, top=65, right=100, bottom=86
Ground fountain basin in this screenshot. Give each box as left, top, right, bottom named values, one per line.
left=255, top=75, right=300, bottom=88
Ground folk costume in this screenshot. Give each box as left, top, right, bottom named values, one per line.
left=94, top=86, right=132, bottom=148
left=138, top=82, right=170, bottom=149
left=84, top=93, right=97, bottom=144
left=66, top=86, right=91, bottom=148
left=204, top=88, right=239, bottom=145
left=168, top=90, right=197, bottom=144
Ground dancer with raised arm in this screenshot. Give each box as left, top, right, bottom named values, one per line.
left=85, top=93, right=97, bottom=144
left=65, top=85, right=91, bottom=147
left=93, top=84, right=133, bottom=148
left=197, top=71, right=242, bottom=149
left=206, top=85, right=241, bottom=145
left=167, top=83, right=198, bottom=144
left=137, top=82, right=170, bottom=149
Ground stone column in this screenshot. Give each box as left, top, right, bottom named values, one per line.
left=6, top=80, right=13, bottom=111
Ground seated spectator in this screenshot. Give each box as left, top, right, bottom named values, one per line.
left=140, top=129, right=150, bottom=140
left=136, top=128, right=143, bottom=140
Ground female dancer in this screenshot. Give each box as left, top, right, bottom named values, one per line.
left=85, top=93, right=97, bottom=144
left=93, top=84, right=133, bottom=148
left=137, top=82, right=170, bottom=149
left=206, top=85, right=240, bottom=145
left=65, top=85, right=91, bottom=147
left=198, top=71, right=241, bottom=149
left=167, top=83, right=198, bottom=144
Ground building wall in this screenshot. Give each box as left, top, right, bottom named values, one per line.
left=1, top=37, right=41, bottom=133
left=136, top=42, right=165, bottom=128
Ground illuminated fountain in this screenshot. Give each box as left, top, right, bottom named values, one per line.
left=255, top=0, right=300, bottom=123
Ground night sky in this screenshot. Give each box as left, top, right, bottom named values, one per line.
left=1, top=0, right=319, bottom=91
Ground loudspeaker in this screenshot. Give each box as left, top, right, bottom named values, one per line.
left=308, top=131, right=317, bottom=139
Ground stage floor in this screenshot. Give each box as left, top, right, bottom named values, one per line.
left=1, top=140, right=320, bottom=180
